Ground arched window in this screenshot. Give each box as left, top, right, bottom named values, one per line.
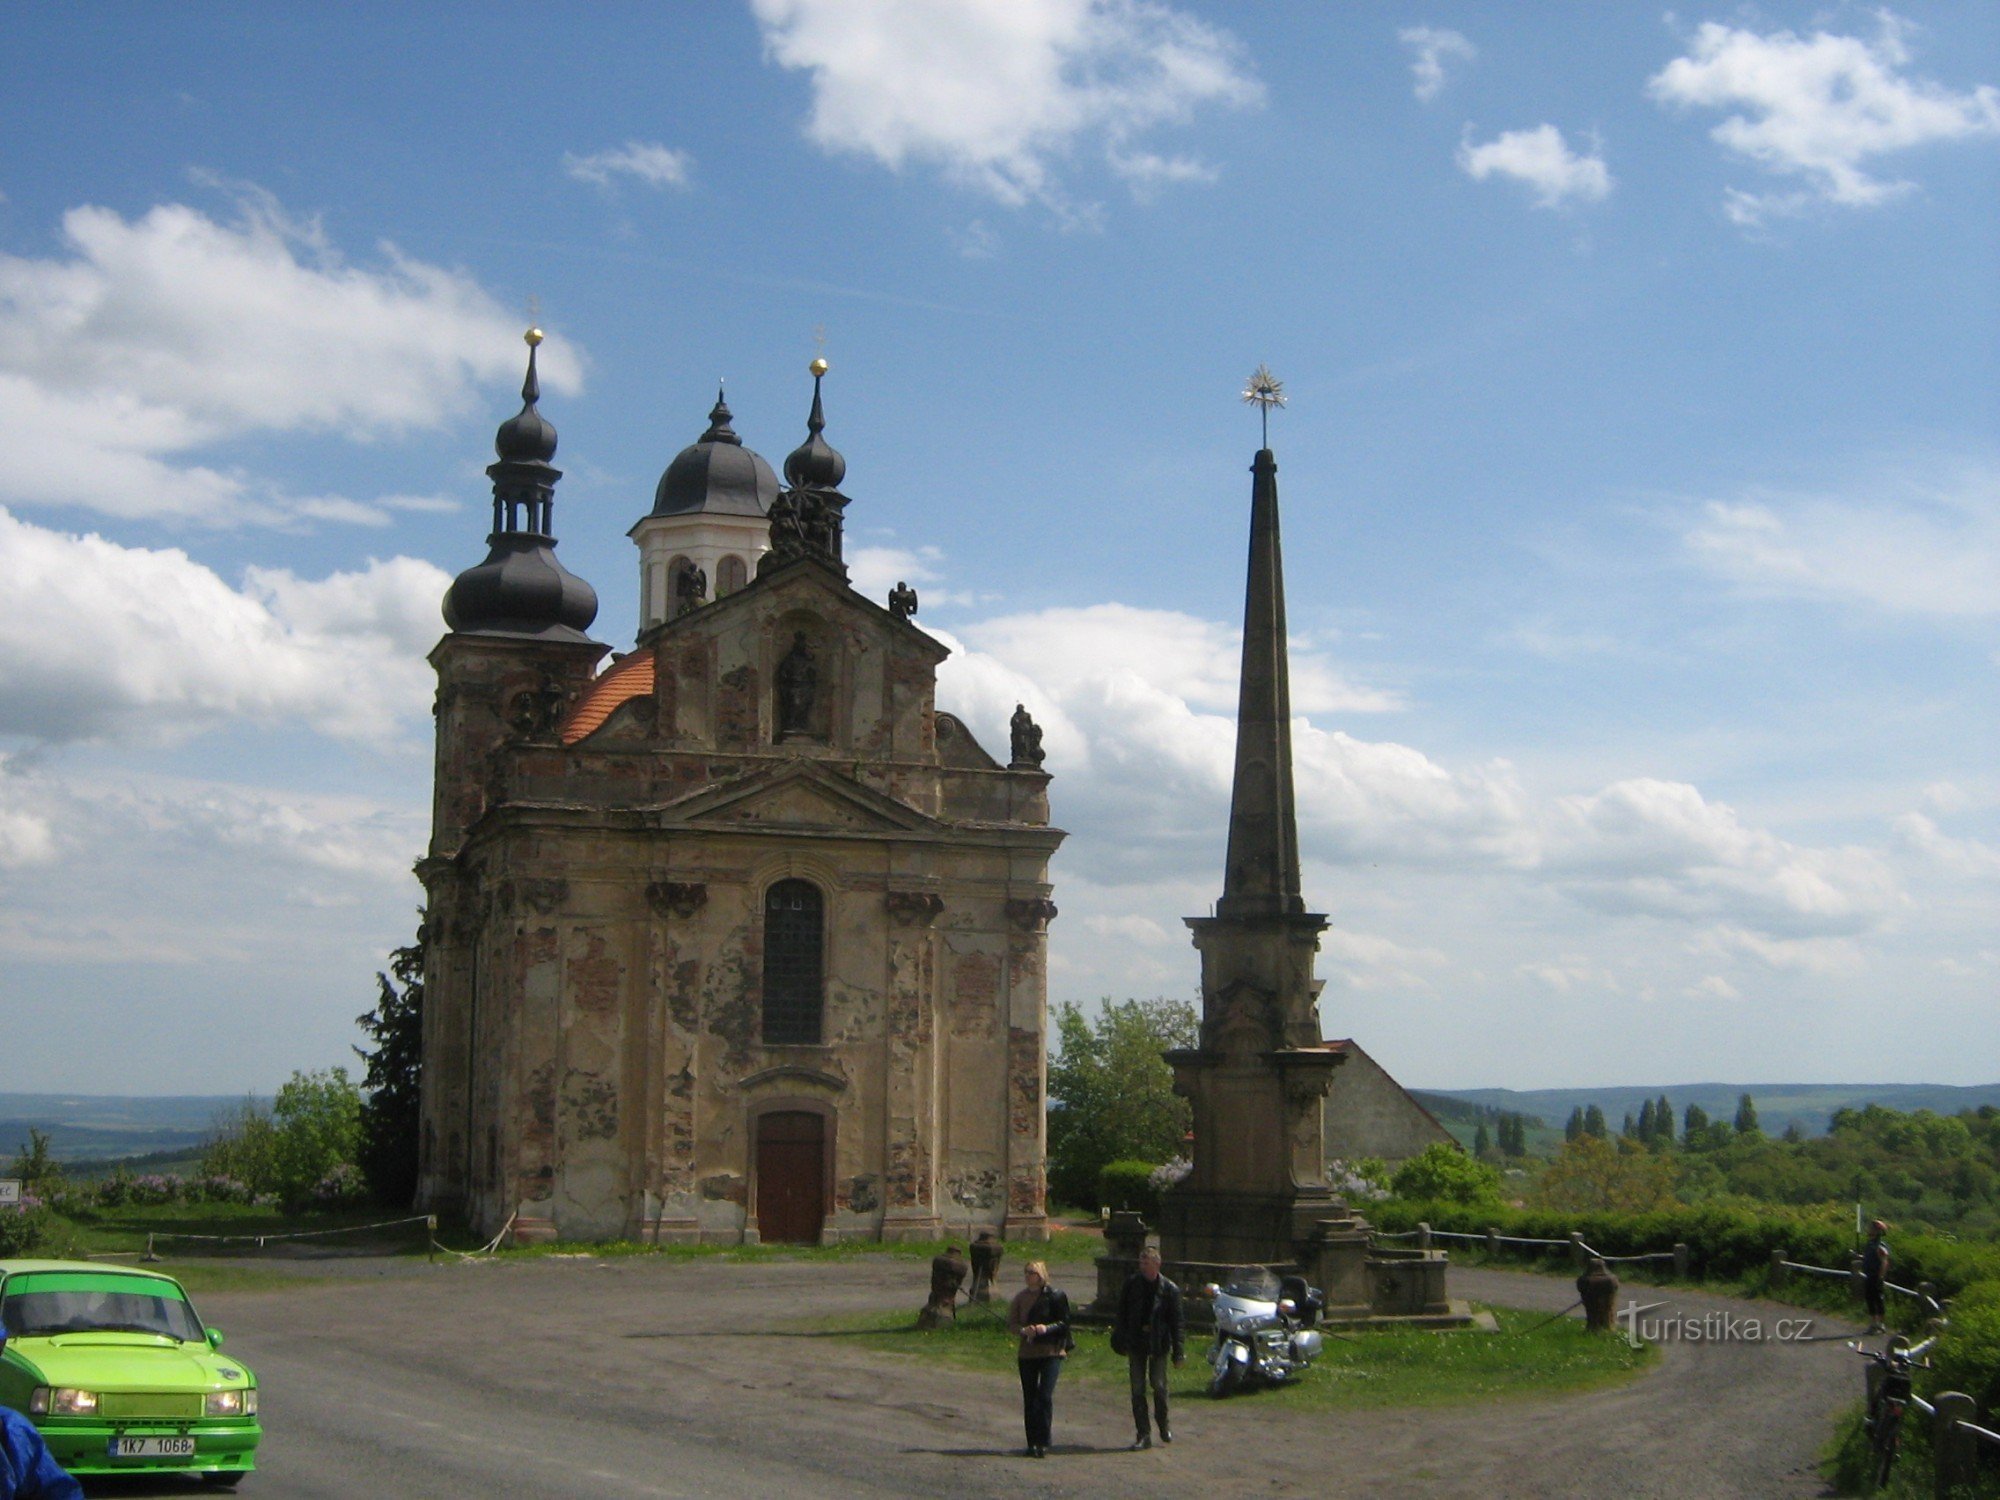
left=762, top=880, right=824, bottom=1045
left=717, top=554, right=748, bottom=595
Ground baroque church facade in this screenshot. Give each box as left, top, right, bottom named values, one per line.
left=416, top=334, right=1063, bottom=1244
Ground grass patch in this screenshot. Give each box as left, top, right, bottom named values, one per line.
left=61, top=1201, right=432, bottom=1257
left=807, top=1303, right=1652, bottom=1411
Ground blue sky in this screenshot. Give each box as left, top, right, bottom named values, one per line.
left=0, top=2, right=1994, bottom=1094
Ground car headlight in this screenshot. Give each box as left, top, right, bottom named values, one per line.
left=204, top=1388, right=257, bottom=1417
left=29, top=1387, right=99, bottom=1415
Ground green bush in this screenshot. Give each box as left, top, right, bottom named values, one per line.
left=1932, top=1279, right=2000, bottom=1415
left=0, top=1201, right=63, bottom=1257
left=1098, top=1160, right=1161, bottom=1218
left=1389, top=1142, right=1503, bottom=1206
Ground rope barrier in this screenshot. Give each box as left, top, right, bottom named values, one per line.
left=1955, top=1421, right=2000, bottom=1448
left=1780, top=1259, right=1852, bottom=1279
left=430, top=1211, right=516, bottom=1262
left=142, top=1215, right=433, bottom=1260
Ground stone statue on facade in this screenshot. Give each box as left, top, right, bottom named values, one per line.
left=673, top=562, right=708, bottom=618
left=888, top=580, right=918, bottom=620
left=1009, top=703, right=1046, bottom=769
left=776, top=631, right=818, bottom=735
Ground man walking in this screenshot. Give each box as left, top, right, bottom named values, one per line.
left=1114, top=1245, right=1185, bottom=1450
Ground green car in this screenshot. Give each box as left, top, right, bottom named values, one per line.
left=0, top=1259, right=260, bottom=1484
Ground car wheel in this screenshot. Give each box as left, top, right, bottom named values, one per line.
left=200, top=1474, right=245, bottom=1488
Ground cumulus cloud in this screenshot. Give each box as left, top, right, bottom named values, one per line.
left=1683, top=470, right=2000, bottom=618
left=928, top=591, right=1893, bottom=951
left=750, top=0, right=1261, bottom=209
left=1545, top=778, right=1902, bottom=938
left=562, top=141, right=694, bottom=190
left=1893, top=812, right=2000, bottom=877
left=1400, top=26, right=1474, bottom=102
left=0, top=186, right=576, bottom=526
left=1457, top=124, right=1612, bottom=206
left=0, top=508, right=449, bottom=745
left=1649, top=14, right=2000, bottom=223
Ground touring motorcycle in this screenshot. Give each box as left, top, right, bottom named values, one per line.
left=1203, top=1264, right=1325, bottom=1396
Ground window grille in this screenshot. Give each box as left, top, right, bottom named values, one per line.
left=763, top=880, right=824, bottom=1044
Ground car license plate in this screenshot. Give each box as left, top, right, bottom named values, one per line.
left=110, top=1436, right=196, bottom=1457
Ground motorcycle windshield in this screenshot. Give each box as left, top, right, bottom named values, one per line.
left=1220, top=1265, right=1283, bottom=1300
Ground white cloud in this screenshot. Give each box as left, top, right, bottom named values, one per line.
left=0, top=187, right=578, bottom=526
left=1692, top=924, right=1866, bottom=976
left=0, top=755, right=56, bottom=867
left=1649, top=14, right=2000, bottom=222
left=1400, top=26, right=1475, bottom=103
left=750, top=0, right=1261, bottom=209
left=1683, top=471, right=2000, bottom=618
left=1893, top=812, right=2000, bottom=877
left=1687, top=975, right=1742, bottom=1001
left=1457, top=124, right=1612, bottom=207
left=1322, top=928, right=1449, bottom=993
left=0, top=508, right=449, bottom=746
left=562, top=141, right=694, bottom=190
left=1546, top=778, right=1902, bottom=937
left=927, top=589, right=1893, bottom=951
left=1519, top=958, right=1615, bottom=994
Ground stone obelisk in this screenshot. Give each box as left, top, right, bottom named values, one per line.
left=1157, top=368, right=1346, bottom=1268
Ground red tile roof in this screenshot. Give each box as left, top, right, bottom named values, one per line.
left=559, top=651, right=654, bottom=745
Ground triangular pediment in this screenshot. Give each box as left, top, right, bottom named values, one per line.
left=653, top=760, right=941, bottom=835
left=647, top=553, right=949, bottom=664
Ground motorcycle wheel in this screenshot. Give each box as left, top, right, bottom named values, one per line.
left=1208, top=1359, right=1242, bottom=1398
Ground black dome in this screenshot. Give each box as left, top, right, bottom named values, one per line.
left=650, top=392, right=779, bottom=519
left=443, top=534, right=599, bottom=642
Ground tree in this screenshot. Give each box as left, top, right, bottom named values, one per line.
left=1045, top=998, right=1197, bottom=1210
left=1583, top=1104, right=1608, bottom=1140
left=1734, top=1093, right=1761, bottom=1136
left=201, top=1098, right=279, bottom=1189
left=1565, top=1107, right=1585, bottom=1143
left=1473, top=1122, right=1491, bottom=1158
left=1389, top=1141, right=1503, bottom=1206
left=355, top=916, right=426, bottom=1207
left=1532, top=1135, right=1680, bottom=1214
left=1683, top=1102, right=1710, bottom=1148
left=1636, top=1100, right=1655, bottom=1142
left=1622, top=1111, right=1638, bottom=1140
left=1654, top=1094, right=1674, bottom=1148
left=270, top=1068, right=363, bottom=1209
left=7, top=1128, right=64, bottom=1197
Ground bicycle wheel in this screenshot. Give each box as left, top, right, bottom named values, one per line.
left=1872, top=1407, right=1901, bottom=1488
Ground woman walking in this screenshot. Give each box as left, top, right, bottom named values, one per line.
left=1007, top=1259, right=1072, bottom=1458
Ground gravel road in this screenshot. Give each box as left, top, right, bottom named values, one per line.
left=80, top=1254, right=1866, bottom=1499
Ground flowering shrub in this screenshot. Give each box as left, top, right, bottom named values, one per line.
left=1326, top=1158, right=1390, bottom=1202
left=94, top=1170, right=134, bottom=1208
left=190, top=1174, right=253, bottom=1205
left=127, top=1174, right=182, bottom=1207
left=0, top=1198, right=57, bottom=1257
left=311, top=1163, right=366, bottom=1208
left=1148, top=1158, right=1192, bottom=1194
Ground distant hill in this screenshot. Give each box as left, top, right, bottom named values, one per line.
left=0, top=1093, right=259, bottom=1165
left=1417, top=1083, right=2000, bottom=1141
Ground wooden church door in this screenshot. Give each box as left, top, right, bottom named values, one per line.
left=755, top=1111, right=825, bottom=1244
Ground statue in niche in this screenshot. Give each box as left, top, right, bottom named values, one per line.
left=888, top=580, right=918, bottom=620
left=1009, top=703, right=1045, bottom=768
left=673, top=562, right=708, bottom=618
left=776, top=631, right=818, bottom=736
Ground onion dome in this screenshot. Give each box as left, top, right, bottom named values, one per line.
left=442, top=329, right=600, bottom=643
left=649, top=387, right=779, bottom=518
left=782, top=358, right=846, bottom=490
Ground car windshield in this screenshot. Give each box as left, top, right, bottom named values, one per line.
left=2, top=1274, right=205, bottom=1342
left=1220, top=1265, right=1282, bottom=1300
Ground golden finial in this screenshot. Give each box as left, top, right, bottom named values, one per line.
left=810, top=356, right=829, bottom=377
left=524, top=326, right=545, bottom=348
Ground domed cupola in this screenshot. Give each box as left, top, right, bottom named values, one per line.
left=648, top=390, right=780, bottom=519
left=629, top=386, right=779, bottom=634
left=442, top=329, right=600, bottom=643
left=782, top=359, right=846, bottom=491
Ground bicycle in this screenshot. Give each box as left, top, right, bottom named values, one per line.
left=1851, top=1332, right=1939, bottom=1488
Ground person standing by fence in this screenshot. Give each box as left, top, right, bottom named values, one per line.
left=1007, top=1260, right=1072, bottom=1459
left=1861, top=1220, right=1891, bottom=1334
left=1114, top=1245, right=1185, bottom=1449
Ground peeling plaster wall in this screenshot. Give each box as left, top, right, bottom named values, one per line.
left=422, top=563, right=1060, bottom=1244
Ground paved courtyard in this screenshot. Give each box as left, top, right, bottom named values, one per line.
left=88, top=1254, right=1863, bottom=1499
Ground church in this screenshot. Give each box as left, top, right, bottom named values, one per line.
left=415, top=332, right=1064, bottom=1244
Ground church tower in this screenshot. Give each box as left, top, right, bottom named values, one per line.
left=417, top=347, right=1063, bottom=1245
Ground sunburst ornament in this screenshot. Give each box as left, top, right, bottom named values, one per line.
left=1241, top=364, right=1286, bottom=447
